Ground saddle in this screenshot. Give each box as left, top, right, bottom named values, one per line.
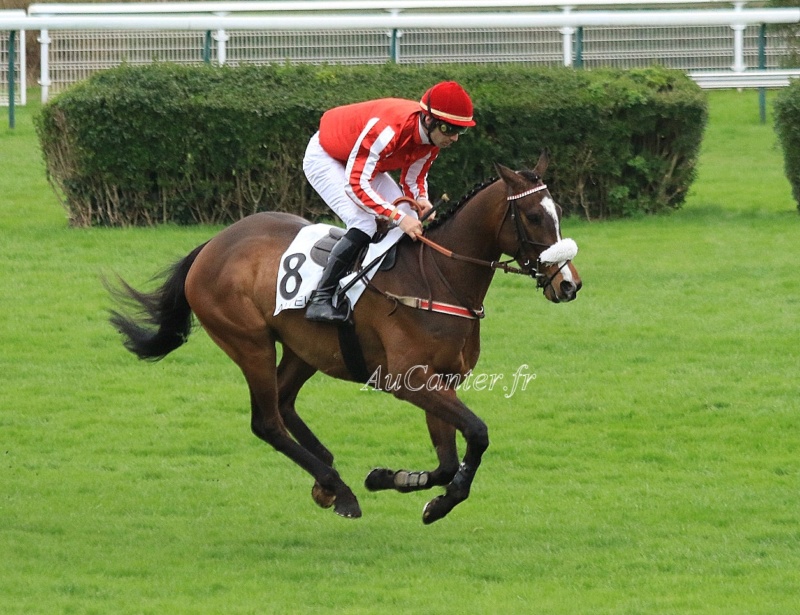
left=309, top=226, right=399, bottom=272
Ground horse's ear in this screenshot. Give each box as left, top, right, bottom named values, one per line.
left=494, top=163, right=525, bottom=191
left=533, top=149, right=550, bottom=177
left=494, top=162, right=513, bottom=177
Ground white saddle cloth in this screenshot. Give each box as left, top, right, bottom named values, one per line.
left=273, top=218, right=408, bottom=317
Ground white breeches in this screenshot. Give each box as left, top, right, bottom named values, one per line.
left=303, top=131, right=403, bottom=238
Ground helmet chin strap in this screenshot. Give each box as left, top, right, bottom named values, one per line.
left=422, top=90, right=438, bottom=141
left=421, top=113, right=436, bottom=142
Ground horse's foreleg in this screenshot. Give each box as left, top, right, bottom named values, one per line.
left=394, top=386, right=489, bottom=524
left=364, top=414, right=459, bottom=493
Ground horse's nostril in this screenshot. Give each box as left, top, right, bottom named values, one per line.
left=561, top=280, right=577, bottom=296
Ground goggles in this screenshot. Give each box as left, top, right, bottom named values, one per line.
left=436, top=121, right=469, bottom=136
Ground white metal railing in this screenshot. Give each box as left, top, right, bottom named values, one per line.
left=0, top=10, right=26, bottom=111
left=689, top=68, right=800, bottom=88
left=24, top=1, right=772, bottom=14
left=17, top=8, right=800, bottom=28
left=1, top=2, right=798, bottom=107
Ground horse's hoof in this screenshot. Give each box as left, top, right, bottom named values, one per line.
left=422, top=495, right=453, bottom=525
left=364, top=468, right=394, bottom=491
left=334, top=493, right=362, bottom=519
left=311, top=481, right=336, bottom=509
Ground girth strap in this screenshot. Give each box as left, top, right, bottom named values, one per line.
left=337, top=322, right=371, bottom=383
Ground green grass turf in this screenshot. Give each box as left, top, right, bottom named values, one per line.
left=1, top=88, right=798, bottom=614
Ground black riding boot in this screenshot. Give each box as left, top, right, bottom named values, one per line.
left=305, top=228, right=371, bottom=323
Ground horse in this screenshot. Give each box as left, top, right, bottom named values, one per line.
left=107, top=151, right=582, bottom=524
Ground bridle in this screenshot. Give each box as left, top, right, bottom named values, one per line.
left=367, top=185, right=575, bottom=320
left=414, top=182, right=572, bottom=294
left=505, top=183, right=572, bottom=293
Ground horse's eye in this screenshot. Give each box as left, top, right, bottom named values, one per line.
left=526, top=211, right=543, bottom=225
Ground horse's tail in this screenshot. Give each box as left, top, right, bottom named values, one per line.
left=106, top=242, right=208, bottom=361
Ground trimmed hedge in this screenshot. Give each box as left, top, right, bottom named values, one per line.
left=36, top=62, right=707, bottom=226
left=775, top=80, right=800, bottom=211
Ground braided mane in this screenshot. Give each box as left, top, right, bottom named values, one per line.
left=425, top=169, right=542, bottom=232
left=426, top=176, right=498, bottom=232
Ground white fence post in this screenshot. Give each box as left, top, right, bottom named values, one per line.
left=214, top=29, right=229, bottom=66
left=560, top=5, right=574, bottom=67
left=731, top=24, right=746, bottom=72
left=731, top=1, right=746, bottom=72
left=213, top=13, right=228, bottom=66
left=38, top=28, right=50, bottom=103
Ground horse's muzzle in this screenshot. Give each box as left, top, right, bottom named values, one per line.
left=542, top=268, right=582, bottom=303
left=558, top=279, right=581, bottom=302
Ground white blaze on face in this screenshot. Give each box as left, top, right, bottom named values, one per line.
left=540, top=196, right=561, bottom=241
left=537, top=196, right=578, bottom=285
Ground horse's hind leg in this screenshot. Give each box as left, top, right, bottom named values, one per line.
left=365, top=414, right=459, bottom=493
left=276, top=347, right=337, bottom=509
left=277, top=347, right=331, bottom=464
left=238, top=342, right=361, bottom=518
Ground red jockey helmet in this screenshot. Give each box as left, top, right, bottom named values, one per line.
left=419, top=81, right=476, bottom=127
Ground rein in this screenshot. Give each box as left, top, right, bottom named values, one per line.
left=398, top=193, right=537, bottom=276
left=366, top=185, right=573, bottom=319
left=417, top=232, right=571, bottom=295
left=416, top=235, right=529, bottom=275
left=418, top=183, right=560, bottom=279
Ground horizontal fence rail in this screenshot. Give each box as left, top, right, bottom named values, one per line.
left=24, top=1, right=775, bottom=14
left=1, top=1, right=798, bottom=113
left=689, top=68, right=800, bottom=88
left=13, top=9, right=800, bottom=29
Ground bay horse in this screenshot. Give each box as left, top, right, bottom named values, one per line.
left=108, top=152, right=581, bottom=524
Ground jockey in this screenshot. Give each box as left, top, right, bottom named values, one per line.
left=302, top=80, right=476, bottom=323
